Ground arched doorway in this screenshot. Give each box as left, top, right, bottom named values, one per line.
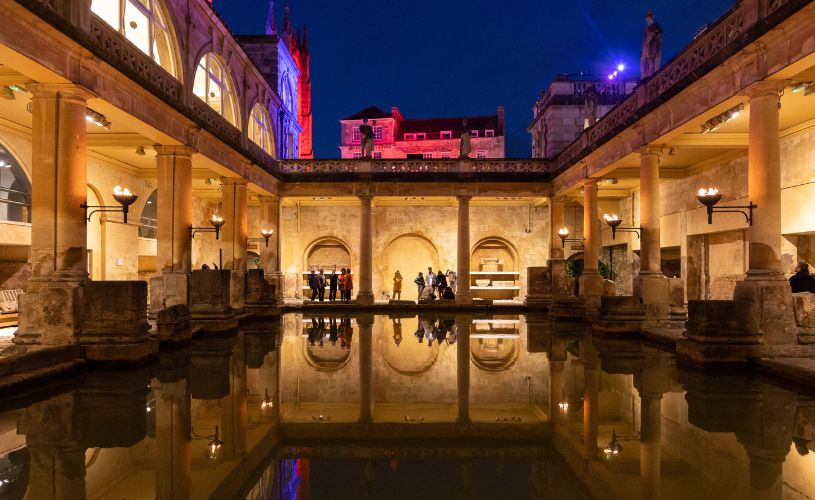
left=302, top=237, right=352, bottom=298
left=380, top=234, right=439, bottom=301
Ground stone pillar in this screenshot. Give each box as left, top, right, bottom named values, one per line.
left=637, top=147, right=670, bottom=324
left=456, top=196, right=473, bottom=305
left=549, top=196, right=571, bottom=297
left=358, top=315, right=374, bottom=422
left=153, top=377, right=191, bottom=500
left=640, top=393, right=663, bottom=500
left=582, top=341, right=600, bottom=456
left=357, top=195, right=375, bottom=305
left=579, top=180, right=604, bottom=312
left=150, top=146, right=194, bottom=316
left=456, top=315, right=472, bottom=423
left=733, top=84, right=796, bottom=345
left=221, top=177, right=248, bottom=309
left=17, top=84, right=93, bottom=345
left=258, top=195, right=283, bottom=304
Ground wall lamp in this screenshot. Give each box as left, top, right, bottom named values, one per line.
left=190, top=214, right=226, bottom=240
left=85, top=108, right=111, bottom=129
left=558, top=227, right=584, bottom=248
left=247, top=229, right=274, bottom=247
left=697, top=187, right=756, bottom=225
left=700, top=104, right=743, bottom=134
left=81, top=185, right=138, bottom=223
left=603, top=213, right=640, bottom=239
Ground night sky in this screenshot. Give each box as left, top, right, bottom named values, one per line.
left=213, top=0, right=734, bottom=158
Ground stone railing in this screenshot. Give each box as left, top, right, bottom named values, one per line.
left=277, top=158, right=555, bottom=180
left=551, top=0, right=803, bottom=174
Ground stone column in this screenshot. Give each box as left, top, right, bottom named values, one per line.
left=357, top=195, right=375, bottom=305
left=153, top=377, right=191, bottom=500
left=150, top=146, right=194, bottom=316
left=258, top=195, right=283, bottom=304
left=640, top=393, right=663, bottom=500
left=582, top=341, right=600, bottom=457
left=221, top=177, right=248, bottom=309
left=456, top=196, right=473, bottom=305
left=637, top=147, right=670, bottom=323
left=579, top=180, right=604, bottom=312
left=17, top=84, right=93, bottom=345
left=549, top=196, right=571, bottom=297
left=456, top=315, right=472, bottom=423
left=358, top=315, right=374, bottom=422
left=733, top=84, right=796, bottom=345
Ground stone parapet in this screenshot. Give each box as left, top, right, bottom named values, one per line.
left=594, top=296, right=644, bottom=335
left=189, top=270, right=237, bottom=333
left=149, top=272, right=191, bottom=318
left=677, top=299, right=761, bottom=366
left=245, top=269, right=278, bottom=317
left=156, top=304, right=192, bottom=344
left=792, top=292, right=815, bottom=343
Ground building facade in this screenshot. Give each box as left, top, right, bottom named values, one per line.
left=339, top=106, right=505, bottom=159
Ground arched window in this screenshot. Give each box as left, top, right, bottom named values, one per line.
left=0, top=144, right=31, bottom=223
left=249, top=104, right=276, bottom=156
left=193, top=54, right=239, bottom=127
left=139, top=190, right=157, bottom=239
left=91, top=0, right=179, bottom=78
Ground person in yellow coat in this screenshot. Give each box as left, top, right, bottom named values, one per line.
left=392, top=270, right=403, bottom=300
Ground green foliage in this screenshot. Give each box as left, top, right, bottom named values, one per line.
left=565, top=258, right=614, bottom=280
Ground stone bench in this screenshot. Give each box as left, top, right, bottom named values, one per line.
left=792, top=292, right=815, bottom=343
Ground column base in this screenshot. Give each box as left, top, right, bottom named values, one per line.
left=733, top=273, right=797, bottom=345
left=579, top=273, right=604, bottom=314
left=16, top=279, right=84, bottom=346
left=455, top=292, right=473, bottom=305
left=677, top=299, right=761, bottom=367
left=189, top=270, right=237, bottom=334
left=149, top=272, right=190, bottom=319
left=595, top=295, right=644, bottom=335
left=356, top=291, right=375, bottom=306
left=266, top=271, right=285, bottom=305
left=637, top=273, right=671, bottom=327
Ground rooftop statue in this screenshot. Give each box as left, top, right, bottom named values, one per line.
left=640, top=10, right=663, bottom=80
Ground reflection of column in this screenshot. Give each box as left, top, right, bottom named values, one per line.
left=456, top=315, right=472, bottom=423
left=748, top=452, right=785, bottom=500
left=582, top=342, right=600, bottom=456
left=17, top=84, right=92, bottom=344
left=221, top=177, right=248, bottom=308
left=357, top=196, right=374, bottom=305
left=221, top=333, right=247, bottom=458
left=358, top=315, right=374, bottom=422
left=549, top=360, right=566, bottom=423
left=579, top=180, right=603, bottom=311
left=153, top=377, right=191, bottom=500
left=640, top=393, right=662, bottom=500
left=456, top=196, right=473, bottom=305
left=258, top=195, right=283, bottom=304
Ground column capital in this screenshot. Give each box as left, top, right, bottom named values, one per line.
left=220, top=176, right=248, bottom=186
left=27, top=83, right=96, bottom=102
left=357, top=194, right=373, bottom=205
left=154, top=145, right=196, bottom=157
left=637, top=145, right=663, bottom=157
left=456, top=195, right=472, bottom=203
left=582, top=178, right=600, bottom=188
left=742, top=80, right=789, bottom=99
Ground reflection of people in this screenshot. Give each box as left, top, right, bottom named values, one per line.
left=392, top=318, right=403, bottom=346
left=392, top=270, right=403, bottom=300
left=360, top=118, right=375, bottom=158
left=329, top=317, right=339, bottom=345
left=790, top=262, right=815, bottom=293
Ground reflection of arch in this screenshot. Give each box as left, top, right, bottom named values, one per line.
left=304, top=236, right=352, bottom=272
left=471, top=236, right=519, bottom=272
left=381, top=233, right=440, bottom=300
left=138, top=189, right=157, bottom=239
left=382, top=317, right=440, bottom=374
left=470, top=338, right=519, bottom=372
left=301, top=318, right=353, bottom=372
left=87, top=184, right=105, bottom=280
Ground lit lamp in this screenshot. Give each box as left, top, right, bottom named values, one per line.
left=603, top=430, right=623, bottom=460
left=696, top=187, right=756, bottom=225
left=81, top=185, right=138, bottom=223
left=557, top=390, right=569, bottom=414
left=602, top=213, right=640, bottom=240
left=206, top=425, right=224, bottom=462
left=557, top=227, right=583, bottom=248
left=247, top=228, right=275, bottom=247
left=260, top=388, right=274, bottom=417
left=190, top=214, right=226, bottom=240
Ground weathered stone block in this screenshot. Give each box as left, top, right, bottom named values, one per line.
left=792, top=292, right=815, bottom=343
left=602, top=279, right=616, bottom=297
left=595, top=296, right=644, bottom=334
left=189, top=270, right=232, bottom=316
left=229, top=270, right=246, bottom=309
left=677, top=300, right=761, bottom=366
left=733, top=277, right=797, bottom=345
left=525, top=266, right=551, bottom=308
left=245, top=269, right=276, bottom=306
left=81, top=280, right=155, bottom=362
left=156, top=304, right=192, bottom=344
left=16, top=283, right=84, bottom=346
left=149, top=272, right=190, bottom=315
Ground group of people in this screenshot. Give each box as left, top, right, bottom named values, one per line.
left=306, top=317, right=353, bottom=349
left=790, top=262, right=815, bottom=293
left=412, top=267, right=457, bottom=301
left=308, top=268, right=354, bottom=302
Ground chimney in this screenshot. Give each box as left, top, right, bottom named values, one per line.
left=497, top=106, right=505, bottom=136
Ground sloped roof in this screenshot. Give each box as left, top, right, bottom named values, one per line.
left=342, top=106, right=390, bottom=120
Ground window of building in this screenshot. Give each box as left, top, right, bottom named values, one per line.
left=441, top=152, right=451, bottom=159
left=249, top=103, right=276, bottom=156
left=352, top=127, right=361, bottom=143
left=416, top=133, right=426, bottom=140
left=138, top=190, right=157, bottom=239
left=0, top=143, right=31, bottom=223
left=403, top=133, right=415, bottom=141
left=476, top=150, right=487, bottom=159
left=471, top=130, right=479, bottom=138
left=352, top=152, right=362, bottom=159
left=440, top=131, right=452, bottom=140
left=485, top=129, right=495, bottom=138
left=373, top=151, right=382, bottom=159
left=193, top=53, right=239, bottom=127
left=423, top=153, right=433, bottom=159
left=374, top=126, right=383, bottom=141
left=91, top=0, right=178, bottom=78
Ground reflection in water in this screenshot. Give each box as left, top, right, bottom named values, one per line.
left=0, top=314, right=812, bottom=499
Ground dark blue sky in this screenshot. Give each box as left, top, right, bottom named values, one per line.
left=213, top=0, right=733, bottom=158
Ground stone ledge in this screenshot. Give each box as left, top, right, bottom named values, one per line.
left=758, top=358, right=815, bottom=390
left=0, top=345, right=84, bottom=394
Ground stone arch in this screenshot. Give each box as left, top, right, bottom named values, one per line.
left=470, top=337, right=519, bottom=372
left=300, top=317, right=353, bottom=372
left=381, top=317, right=441, bottom=375
left=86, top=183, right=105, bottom=280
left=303, top=236, right=353, bottom=272
left=192, top=52, right=241, bottom=128
left=380, top=233, right=440, bottom=300
left=470, top=236, right=520, bottom=272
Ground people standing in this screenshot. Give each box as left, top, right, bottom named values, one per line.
left=329, top=270, right=339, bottom=301
left=447, top=270, right=457, bottom=294
left=426, top=267, right=436, bottom=295
left=344, top=267, right=354, bottom=302
left=790, top=262, right=815, bottom=293
left=392, top=270, right=403, bottom=300
left=436, top=270, right=448, bottom=298
left=317, top=269, right=326, bottom=302
left=308, top=270, right=318, bottom=301
left=415, top=272, right=425, bottom=300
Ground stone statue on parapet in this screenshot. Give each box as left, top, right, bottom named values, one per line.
left=640, top=10, right=663, bottom=80
left=360, top=118, right=374, bottom=158
left=459, top=119, right=471, bottom=159
left=584, top=83, right=599, bottom=127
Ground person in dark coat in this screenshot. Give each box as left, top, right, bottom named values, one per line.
left=436, top=270, right=448, bottom=298
left=414, top=272, right=425, bottom=300
left=329, top=270, right=339, bottom=301
left=317, top=269, right=327, bottom=301
left=308, top=270, right=318, bottom=301
left=790, top=262, right=815, bottom=293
